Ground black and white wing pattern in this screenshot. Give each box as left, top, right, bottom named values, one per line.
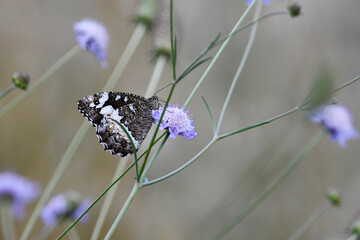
left=77, top=92, right=159, bottom=157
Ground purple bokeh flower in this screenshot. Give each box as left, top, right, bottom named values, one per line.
left=41, top=191, right=90, bottom=226
left=152, top=104, right=197, bottom=140
left=73, top=19, right=109, bottom=69
left=0, top=172, right=39, bottom=219
left=246, top=0, right=270, bottom=5
left=309, top=104, right=358, bottom=147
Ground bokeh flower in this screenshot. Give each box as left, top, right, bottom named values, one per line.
left=41, top=191, right=90, bottom=226
left=73, top=19, right=109, bottom=69
left=246, top=0, right=270, bottom=5
left=309, top=104, right=358, bottom=147
left=152, top=104, right=197, bottom=139
left=0, top=172, right=39, bottom=219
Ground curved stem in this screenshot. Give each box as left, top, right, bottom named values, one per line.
left=0, top=85, right=16, bottom=100
left=288, top=200, right=331, bottom=240
left=217, top=1, right=262, bottom=134
left=212, top=132, right=324, bottom=240
left=0, top=45, right=81, bottom=119
left=184, top=0, right=257, bottom=109
left=104, top=182, right=140, bottom=240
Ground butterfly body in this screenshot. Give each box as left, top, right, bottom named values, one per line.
left=77, top=92, right=159, bottom=157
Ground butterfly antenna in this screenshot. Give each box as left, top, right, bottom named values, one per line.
left=154, top=82, right=173, bottom=96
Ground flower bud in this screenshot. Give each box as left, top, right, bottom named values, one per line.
left=12, top=72, right=30, bottom=90
left=288, top=3, right=301, bottom=17
left=135, top=0, right=158, bottom=28
left=326, top=188, right=341, bottom=207
left=351, top=219, right=360, bottom=237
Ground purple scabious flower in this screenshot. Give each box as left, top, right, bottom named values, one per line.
left=152, top=104, right=197, bottom=140
left=73, top=19, right=109, bottom=69
left=0, top=172, right=39, bottom=219
left=309, top=104, right=358, bottom=147
left=41, top=191, right=90, bottom=226
left=246, top=0, right=270, bottom=5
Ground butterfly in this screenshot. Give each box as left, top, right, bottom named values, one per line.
left=77, top=92, right=159, bottom=157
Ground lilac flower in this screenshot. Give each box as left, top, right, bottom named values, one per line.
left=73, top=19, right=109, bottom=68
left=309, top=104, right=358, bottom=147
left=41, top=191, right=90, bottom=226
left=0, top=172, right=39, bottom=219
left=152, top=104, right=197, bottom=140
left=246, top=0, right=270, bottom=5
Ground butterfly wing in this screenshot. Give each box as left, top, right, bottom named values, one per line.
left=77, top=92, right=159, bottom=157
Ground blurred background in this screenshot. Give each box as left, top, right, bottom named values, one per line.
left=1, top=0, right=360, bottom=239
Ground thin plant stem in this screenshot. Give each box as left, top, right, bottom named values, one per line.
left=216, top=1, right=262, bottom=134
left=144, top=105, right=300, bottom=186
left=328, top=73, right=360, bottom=95
left=1, top=202, right=16, bottom=240
left=21, top=23, right=147, bottom=240
left=184, top=0, right=257, bottom=109
left=90, top=53, right=166, bottom=239
left=104, top=182, right=140, bottom=240
left=288, top=200, right=331, bottom=240
left=144, top=56, right=167, bottom=98
left=0, top=85, right=16, bottom=100
left=0, top=45, right=81, bottom=119
left=212, top=132, right=324, bottom=240
left=140, top=132, right=170, bottom=182
left=89, top=158, right=129, bottom=240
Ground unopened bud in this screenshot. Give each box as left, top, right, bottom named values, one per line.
left=326, top=188, right=341, bottom=207
left=12, top=72, right=30, bottom=90
left=135, top=0, right=158, bottom=28
left=351, top=219, right=360, bottom=237
left=288, top=3, right=301, bottom=18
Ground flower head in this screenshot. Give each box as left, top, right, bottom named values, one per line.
left=41, top=191, right=90, bottom=226
left=12, top=72, right=30, bottom=90
left=0, top=172, right=39, bottom=219
left=73, top=19, right=109, bottom=68
left=152, top=104, right=197, bottom=140
left=309, top=104, right=358, bottom=147
left=246, top=0, right=270, bottom=5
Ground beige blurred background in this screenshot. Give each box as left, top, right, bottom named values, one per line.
left=1, top=0, right=360, bottom=239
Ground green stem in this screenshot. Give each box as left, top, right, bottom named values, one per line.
left=143, top=137, right=218, bottom=186
left=103, top=182, right=140, bottom=240
left=140, top=132, right=170, bottom=183
left=22, top=23, right=147, bottom=240
left=90, top=158, right=129, bottom=240
left=0, top=85, right=16, bottom=100
left=216, top=1, right=262, bottom=134
left=0, top=45, right=81, bottom=119
left=184, top=0, right=257, bottom=109
left=1, top=202, right=16, bottom=240
left=287, top=200, right=331, bottom=240
left=219, top=106, right=299, bottom=140
left=328, top=73, right=360, bottom=95
left=212, top=132, right=324, bottom=240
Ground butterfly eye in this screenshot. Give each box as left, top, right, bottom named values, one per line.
left=94, top=100, right=100, bottom=105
